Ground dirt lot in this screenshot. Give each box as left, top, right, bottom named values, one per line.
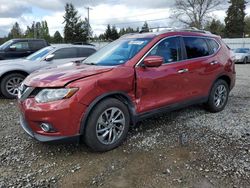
left=0, top=64, right=249, bottom=188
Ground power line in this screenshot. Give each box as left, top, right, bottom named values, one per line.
left=92, top=10, right=169, bottom=21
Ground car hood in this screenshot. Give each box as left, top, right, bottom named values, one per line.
left=0, top=58, right=31, bottom=65
left=23, top=63, right=114, bottom=87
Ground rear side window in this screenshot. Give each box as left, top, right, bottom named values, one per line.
left=183, top=37, right=210, bottom=59
left=29, top=40, right=46, bottom=50
left=12, top=41, right=29, bottom=51
left=53, top=48, right=78, bottom=59
left=77, top=48, right=96, bottom=57
left=147, top=37, right=182, bottom=64
left=207, top=38, right=220, bottom=54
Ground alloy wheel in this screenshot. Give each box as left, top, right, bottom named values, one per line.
left=6, top=77, right=24, bottom=96
left=214, top=84, right=227, bottom=108
left=96, top=107, right=125, bottom=145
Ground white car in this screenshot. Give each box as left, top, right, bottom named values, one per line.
left=0, top=44, right=96, bottom=98
left=233, top=48, right=250, bottom=64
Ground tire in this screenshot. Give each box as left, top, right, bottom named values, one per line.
left=0, top=73, right=26, bottom=99
left=84, top=98, right=130, bottom=152
left=243, top=57, right=247, bottom=64
left=205, top=79, right=229, bottom=113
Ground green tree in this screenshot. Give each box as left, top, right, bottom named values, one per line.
left=24, top=21, right=50, bottom=40
left=63, top=3, right=88, bottom=43
left=8, top=22, right=22, bottom=38
left=53, top=31, right=63, bottom=43
left=111, top=26, right=119, bottom=40
left=244, top=16, right=250, bottom=37
left=141, top=22, right=149, bottom=32
left=104, top=24, right=112, bottom=40
left=205, top=19, right=225, bottom=36
left=224, top=0, right=246, bottom=38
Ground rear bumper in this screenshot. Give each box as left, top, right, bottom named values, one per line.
left=20, top=115, right=79, bottom=143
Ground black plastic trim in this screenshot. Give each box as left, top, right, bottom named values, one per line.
left=134, top=96, right=208, bottom=123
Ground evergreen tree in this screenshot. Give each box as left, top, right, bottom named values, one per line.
left=53, top=31, right=63, bottom=43
left=8, top=22, right=22, bottom=38
left=63, top=3, right=88, bottom=43
left=141, top=22, right=149, bottom=32
left=104, top=24, right=112, bottom=40
left=24, top=21, right=50, bottom=40
left=224, top=0, right=246, bottom=38
left=205, top=19, right=225, bottom=36
left=111, top=26, right=119, bottom=40
left=245, top=16, right=250, bottom=37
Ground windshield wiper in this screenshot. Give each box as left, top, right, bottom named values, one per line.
left=84, top=62, right=96, bottom=65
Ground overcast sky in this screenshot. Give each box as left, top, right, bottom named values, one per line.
left=0, top=0, right=250, bottom=37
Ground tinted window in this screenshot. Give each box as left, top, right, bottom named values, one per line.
left=12, top=41, right=29, bottom=51
left=183, top=37, right=210, bottom=59
left=53, top=48, right=78, bottom=59
left=207, top=39, right=220, bottom=54
left=147, top=37, right=181, bottom=64
left=77, top=48, right=96, bottom=57
left=30, top=40, right=46, bottom=50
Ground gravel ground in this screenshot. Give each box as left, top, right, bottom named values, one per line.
left=0, top=64, right=249, bottom=188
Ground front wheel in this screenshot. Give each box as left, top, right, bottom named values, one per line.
left=243, top=57, right=248, bottom=64
left=205, top=79, right=229, bottom=113
left=0, top=73, right=26, bottom=99
left=84, top=98, right=130, bottom=152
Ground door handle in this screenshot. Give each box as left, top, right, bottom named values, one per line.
left=177, top=68, right=189, bottom=73
left=210, top=61, right=219, bottom=65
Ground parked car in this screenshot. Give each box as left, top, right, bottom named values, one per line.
left=233, top=48, right=250, bottom=64
left=18, top=28, right=235, bottom=152
left=0, top=44, right=96, bottom=98
left=0, top=39, right=49, bottom=60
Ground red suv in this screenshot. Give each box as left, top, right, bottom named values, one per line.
left=18, top=29, right=235, bottom=151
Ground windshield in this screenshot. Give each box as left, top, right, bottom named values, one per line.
left=26, top=46, right=54, bottom=61
left=234, top=48, right=250, bottom=53
left=83, top=38, right=152, bottom=66
left=0, top=40, right=13, bottom=50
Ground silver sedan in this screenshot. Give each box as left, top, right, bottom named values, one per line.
left=233, top=48, right=250, bottom=64
left=0, top=44, right=96, bottom=98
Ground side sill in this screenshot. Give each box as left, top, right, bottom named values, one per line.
left=134, top=97, right=208, bottom=123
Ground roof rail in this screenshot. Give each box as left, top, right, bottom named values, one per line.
left=150, top=27, right=211, bottom=34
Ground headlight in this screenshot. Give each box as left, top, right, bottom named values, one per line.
left=35, top=88, right=78, bottom=103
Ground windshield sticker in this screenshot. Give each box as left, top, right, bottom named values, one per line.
left=128, top=41, right=145, bottom=45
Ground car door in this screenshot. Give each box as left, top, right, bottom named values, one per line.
left=180, top=37, right=222, bottom=99
left=5, top=41, right=30, bottom=59
left=46, top=47, right=81, bottom=65
left=135, top=36, right=192, bottom=113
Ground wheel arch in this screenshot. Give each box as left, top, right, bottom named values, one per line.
left=79, top=91, right=137, bottom=135
left=0, top=70, right=29, bottom=84
left=216, top=75, right=231, bottom=88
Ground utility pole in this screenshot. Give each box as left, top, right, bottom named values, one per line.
left=85, top=7, right=92, bottom=42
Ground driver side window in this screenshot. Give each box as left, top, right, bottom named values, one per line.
left=147, top=37, right=181, bottom=64
left=11, top=42, right=29, bottom=51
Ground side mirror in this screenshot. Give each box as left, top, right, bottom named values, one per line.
left=9, top=45, right=16, bottom=51
left=143, top=56, right=163, bottom=67
left=45, top=54, right=55, bottom=61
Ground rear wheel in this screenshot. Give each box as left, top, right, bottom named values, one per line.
left=0, top=73, right=26, bottom=99
left=84, top=98, right=130, bottom=152
left=205, top=79, right=229, bottom=113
